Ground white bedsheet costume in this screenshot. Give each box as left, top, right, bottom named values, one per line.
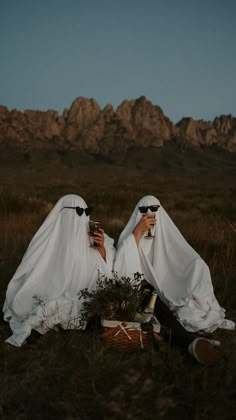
left=3, top=194, right=115, bottom=346
left=114, top=195, right=235, bottom=333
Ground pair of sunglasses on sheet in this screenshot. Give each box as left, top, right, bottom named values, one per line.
left=138, top=205, right=160, bottom=214
left=63, top=206, right=93, bottom=216
left=63, top=205, right=160, bottom=216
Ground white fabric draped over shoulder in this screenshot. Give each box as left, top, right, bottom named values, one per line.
left=3, top=194, right=115, bottom=346
left=114, top=195, right=235, bottom=333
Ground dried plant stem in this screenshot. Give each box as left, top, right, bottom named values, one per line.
left=223, top=216, right=236, bottom=234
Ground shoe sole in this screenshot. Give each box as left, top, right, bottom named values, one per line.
left=192, top=338, right=221, bottom=365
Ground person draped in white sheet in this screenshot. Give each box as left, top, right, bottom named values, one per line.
left=114, top=195, right=235, bottom=333
left=3, top=194, right=115, bottom=347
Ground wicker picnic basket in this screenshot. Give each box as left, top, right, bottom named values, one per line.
left=100, top=319, right=161, bottom=350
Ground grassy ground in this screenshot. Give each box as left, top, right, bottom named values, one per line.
left=0, top=146, right=236, bottom=419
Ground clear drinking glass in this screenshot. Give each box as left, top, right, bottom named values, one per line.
left=144, top=214, right=156, bottom=239
left=89, top=221, right=102, bottom=247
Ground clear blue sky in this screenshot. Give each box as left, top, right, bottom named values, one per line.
left=0, top=0, right=235, bottom=123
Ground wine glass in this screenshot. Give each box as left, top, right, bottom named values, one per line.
left=89, top=221, right=102, bottom=247
left=144, top=213, right=156, bottom=239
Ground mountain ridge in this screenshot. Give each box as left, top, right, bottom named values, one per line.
left=0, top=96, right=235, bottom=153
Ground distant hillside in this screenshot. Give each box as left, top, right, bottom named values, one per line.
left=0, top=96, right=236, bottom=153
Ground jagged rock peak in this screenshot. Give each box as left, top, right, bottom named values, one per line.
left=102, top=104, right=114, bottom=113
left=0, top=96, right=235, bottom=152
left=116, top=96, right=167, bottom=121
left=177, top=114, right=236, bottom=150
left=213, top=114, right=235, bottom=132
left=65, top=96, right=101, bottom=136
left=24, top=109, right=59, bottom=120
left=69, top=97, right=100, bottom=113
left=134, top=95, right=164, bottom=112
left=0, top=105, right=9, bottom=113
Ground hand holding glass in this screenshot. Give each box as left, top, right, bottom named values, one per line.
left=144, top=214, right=156, bottom=239
left=89, top=221, right=102, bottom=247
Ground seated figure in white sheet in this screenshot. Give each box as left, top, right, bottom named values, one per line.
left=114, top=195, right=235, bottom=334
left=3, top=194, right=115, bottom=347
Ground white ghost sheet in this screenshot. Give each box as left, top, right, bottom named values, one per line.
left=3, top=194, right=115, bottom=346
left=114, top=195, right=235, bottom=333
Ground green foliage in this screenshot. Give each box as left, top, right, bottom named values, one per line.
left=78, top=272, right=146, bottom=325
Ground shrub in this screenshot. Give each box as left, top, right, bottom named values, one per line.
left=77, top=272, right=146, bottom=327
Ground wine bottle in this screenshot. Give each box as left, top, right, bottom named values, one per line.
left=135, top=291, right=158, bottom=323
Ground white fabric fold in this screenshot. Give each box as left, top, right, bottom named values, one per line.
left=114, top=195, right=235, bottom=333
left=3, top=194, right=115, bottom=346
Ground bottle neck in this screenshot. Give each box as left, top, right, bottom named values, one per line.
left=144, top=292, right=157, bottom=313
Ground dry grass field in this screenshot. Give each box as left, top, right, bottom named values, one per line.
left=0, top=145, right=236, bottom=419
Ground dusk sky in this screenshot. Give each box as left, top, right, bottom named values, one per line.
left=1, top=0, right=235, bottom=123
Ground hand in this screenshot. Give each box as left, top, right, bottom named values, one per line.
left=91, top=229, right=106, bottom=261
left=133, top=214, right=156, bottom=245
left=89, top=228, right=105, bottom=248
left=135, top=214, right=156, bottom=233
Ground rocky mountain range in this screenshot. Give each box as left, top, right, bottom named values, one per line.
left=0, top=96, right=235, bottom=154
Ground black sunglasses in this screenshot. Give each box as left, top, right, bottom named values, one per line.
left=139, top=205, right=160, bottom=213
left=63, top=206, right=93, bottom=216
